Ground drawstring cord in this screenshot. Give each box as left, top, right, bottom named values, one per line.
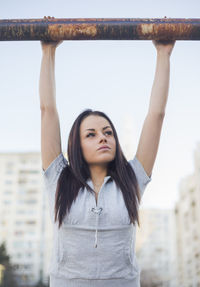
left=91, top=207, right=103, bottom=248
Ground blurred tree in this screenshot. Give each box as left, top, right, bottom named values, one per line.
left=34, top=279, right=49, bottom=287
left=0, top=241, right=19, bottom=287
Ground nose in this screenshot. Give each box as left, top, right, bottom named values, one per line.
left=99, top=133, right=107, bottom=143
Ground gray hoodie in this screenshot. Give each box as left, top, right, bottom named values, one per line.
left=42, top=152, right=152, bottom=287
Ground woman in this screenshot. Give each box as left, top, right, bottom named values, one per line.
left=40, top=32, right=175, bottom=286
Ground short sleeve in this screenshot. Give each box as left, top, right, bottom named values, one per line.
left=129, top=155, right=152, bottom=197
left=42, top=153, right=68, bottom=187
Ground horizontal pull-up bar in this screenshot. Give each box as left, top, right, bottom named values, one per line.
left=0, top=18, right=200, bottom=41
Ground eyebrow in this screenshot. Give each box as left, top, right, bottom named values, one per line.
left=85, top=126, right=111, bottom=132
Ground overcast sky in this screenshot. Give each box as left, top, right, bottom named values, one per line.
left=1, top=0, right=200, bottom=209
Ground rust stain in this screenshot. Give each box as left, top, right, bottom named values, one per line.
left=138, top=22, right=193, bottom=40
left=48, top=23, right=98, bottom=40
left=140, top=24, right=154, bottom=35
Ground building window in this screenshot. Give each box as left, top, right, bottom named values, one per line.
left=19, top=170, right=39, bottom=174
left=3, top=190, right=12, bottom=194
left=5, top=180, right=12, bottom=184
left=27, top=210, right=36, bottom=215
left=14, top=231, right=24, bottom=236
left=15, top=221, right=23, bottom=225
left=3, top=200, right=11, bottom=205
left=25, top=200, right=37, bottom=204
left=5, top=170, right=14, bottom=174
left=18, top=178, right=27, bottom=184
left=27, top=231, right=35, bottom=235
left=27, top=189, right=38, bottom=194
left=22, top=264, right=33, bottom=271
left=16, top=210, right=25, bottom=214
left=26, top=221, right=36, bottom=225
left=191, top=200, right=196, bottom=221
left=13, top=241, right=24, bottom=248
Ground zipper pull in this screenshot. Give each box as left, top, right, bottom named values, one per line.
left=91, top=207, right=103, bottom=248
left=94, top=229, right=98, bottom=248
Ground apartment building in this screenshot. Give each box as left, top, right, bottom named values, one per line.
left=0, top=152, right=53, bottom=286
left=136, top=208, right=178, bottom=286
left=175, top=143, right=200, bottom=287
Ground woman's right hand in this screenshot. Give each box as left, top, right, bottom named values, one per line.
left=40, top=16, right=63, bottom=51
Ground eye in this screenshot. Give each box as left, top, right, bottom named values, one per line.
left=105, top=131, right=113, bottom=136
left=86, top=132, right=95, bottom=138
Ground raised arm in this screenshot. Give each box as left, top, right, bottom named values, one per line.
left=136, top=40, right=175, bottom=177
left=39, top=39, right=63, bottom=171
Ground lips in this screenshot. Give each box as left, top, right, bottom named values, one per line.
left=98, top=145, right=110, bottom=150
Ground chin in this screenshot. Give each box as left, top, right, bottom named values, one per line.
left=96, top=157, right=115, bottom=164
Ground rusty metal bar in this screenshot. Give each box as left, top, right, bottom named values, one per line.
left=0, top=18, right=200, bottom=41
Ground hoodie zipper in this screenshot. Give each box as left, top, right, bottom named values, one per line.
left=90, top=180, right=106, bottom=248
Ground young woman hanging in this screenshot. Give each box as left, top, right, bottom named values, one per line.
left=39, top=29, right=175, bottom=287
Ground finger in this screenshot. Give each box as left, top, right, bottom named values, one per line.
left=156, top=39, right=174, bottom=45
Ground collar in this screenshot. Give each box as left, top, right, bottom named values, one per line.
left=86, top=175, right=113, bottom=188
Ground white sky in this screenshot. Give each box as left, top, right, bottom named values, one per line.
left=1, top=0, right=200, bottom=209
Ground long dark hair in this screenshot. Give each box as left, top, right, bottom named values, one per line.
left=54, top=109, right=141, bottom=228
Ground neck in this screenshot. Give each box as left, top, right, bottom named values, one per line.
left=89, top=164, right=108, bottom=186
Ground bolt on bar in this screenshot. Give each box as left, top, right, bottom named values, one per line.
left=0, top=18, right=200, bottom=41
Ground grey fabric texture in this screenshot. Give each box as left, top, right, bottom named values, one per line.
left=42, top=153, right=152, bottom=287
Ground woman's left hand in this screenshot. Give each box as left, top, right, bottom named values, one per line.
left=152, top=40, right=176, bottom=57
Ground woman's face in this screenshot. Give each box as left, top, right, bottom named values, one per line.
left=80, top=115, right=116, bottom=167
